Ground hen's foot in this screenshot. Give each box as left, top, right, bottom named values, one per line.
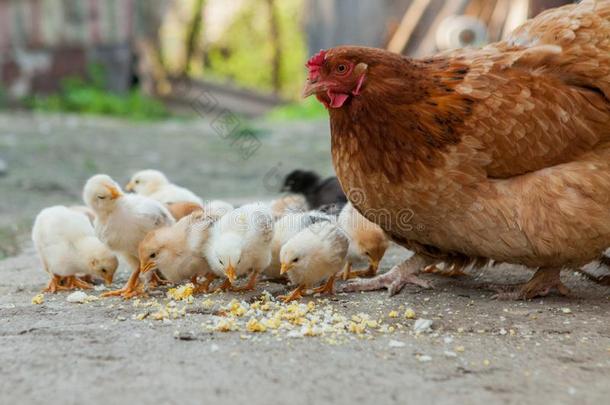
left=423, top=264, right=467, bottom=278
left=278, top=285, right=305, bottom=303
left=338, top=255, right=432, bottom=296
left=494, top=268, right=570, bottom=300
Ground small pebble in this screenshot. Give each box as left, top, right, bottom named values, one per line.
left=388, top=339, right=406, bottom=348
left=413, top=319, right=433, bottom=333
left=561, top=307, right=572, bottom=314
left=66, top=291, right=89, bottom=303
left=417, top=355, right=432, bottom=362
left=444, top=351, right=457, bottom=358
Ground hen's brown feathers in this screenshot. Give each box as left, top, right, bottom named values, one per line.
left=327, top=1, right=610, bottom=270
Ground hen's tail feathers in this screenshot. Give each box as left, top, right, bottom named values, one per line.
left=578, top=254, right=610, bottom=285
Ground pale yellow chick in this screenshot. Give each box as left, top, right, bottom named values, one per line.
left=32, top=206, right=118, bottom=292
left=125, top=169, right=203, bottom=206
left=138, top=212, right=216, bottom=293
left=338, top=202, right=389, bottom=279
left=83, top=174, right=175, bottom=298
left=269, top=194, right=308, bottom=220
left=279, top=221, right=349, bottom=302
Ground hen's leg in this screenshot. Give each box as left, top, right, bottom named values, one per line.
left=338, top=255, right=432, bottom=296
left=496, top=268, right=570, bottom=300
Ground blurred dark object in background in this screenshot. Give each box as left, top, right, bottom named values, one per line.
left=530, top=0, right=575, bottom=17
left=281, top=169, right=347, bottom=214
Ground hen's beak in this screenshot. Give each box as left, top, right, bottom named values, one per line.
left=103, top=272, right=114, bottom=286
left=125, top=181, right=135, bottom=192
left=280, top=262, right=294, bottom=275
left=104, top=184, right=122, bottom=200
left=225, top=264, right=237, bottom=284
left=302, top=79, right=327, bottom=98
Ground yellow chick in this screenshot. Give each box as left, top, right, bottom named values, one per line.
left=265, top=211, right=331, bottom=279
left=125, top=169, right=203, bottom=206
left=269, top=194, right=308, bottom=220
left=279, top=221, right=349, bottom=302
left=83, top=174, right=175, bottom=299
left=338, top=202, right=389, bottom=279
left=138, top=212, right=216, bottom=293
left=206, top=203, right=274, bottom=291
left=32, top=206, right=118, bottom=292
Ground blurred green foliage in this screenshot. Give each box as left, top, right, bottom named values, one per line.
left=187, top=0, right=307, bottom=99
left=266, top=97, right=328, bottom=121
left=26, top=65, right=170, bottom=121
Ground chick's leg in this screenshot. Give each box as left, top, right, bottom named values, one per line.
left=43, top=275, right=70, bottom=293
left=64, top=276, right=93, bottom=290
left=101, top=257, right=143, bottom=299
left=341, top=262, right=353, bottom=281
left=348, top=262, right=380, bottom=279
left=230, top=271, right=259, bottom=292
left=338, top=255, right=433, bottom=296
left=495, top=268, right=570, bottom=300
left=192, top=273, right=217, bottom=294
left=312, top=274, right=335, bottom=295
left=278, top=285, right=305, bottom=303
left=215, top=278, right=232, bottom=292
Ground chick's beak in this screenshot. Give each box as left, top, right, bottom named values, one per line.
left=104, top=184, right=122, bottom=200
left=225, top=264, right=237, bottom=284
left=125, top=181, right=135, bottom=192
left=302, top=78, right=327, bottom=98
left=103, top=273, right=114, bottom=286
left=140, top=261, right=155, bottom=274
left=280, top=262, right=294, bottom=275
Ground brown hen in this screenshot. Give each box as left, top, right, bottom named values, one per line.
left=303, top=1, right=610, bottom=299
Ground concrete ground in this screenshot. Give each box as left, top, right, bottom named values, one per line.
left=1, top=113, right=610, bottom=405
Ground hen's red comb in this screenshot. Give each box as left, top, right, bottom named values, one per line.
left=306, top=49, right=327, bottom=80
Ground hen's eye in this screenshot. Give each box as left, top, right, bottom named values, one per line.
left=337, top=64, right=347, bottom=73
left=150, top=253, right=157, bottom=259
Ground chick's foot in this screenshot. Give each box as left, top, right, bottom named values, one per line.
left=43, top=275, right=70, bottom=293
left=278, top=285, right=305, bottom=303
left=494, top=268, right=570, bottom=300
left=101, top=269, right=143, bottom=299
left=64, top=276, right=94, bottom=290
left=338, top=255, right=432, bottom=296
left=312, top=275, right=335, bottom=295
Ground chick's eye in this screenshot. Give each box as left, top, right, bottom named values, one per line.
left=101, top=268, right=107, bottom=273
left=97, top=195, right=106, bottom=200
left=219, top=259, right=224, bottom=265
left=292, top=258, right=299, bottom=263
left=149, top=253, right=156, bottom=259
left=135, top=180, right=140, bottom=184
left=336, top=64, right=347, bottom=73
